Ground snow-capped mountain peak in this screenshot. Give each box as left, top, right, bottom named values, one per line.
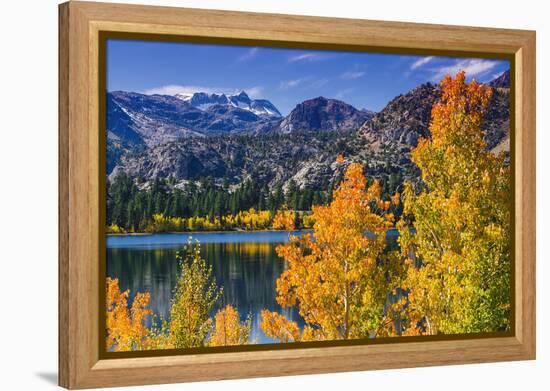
left=175, top=91, right=281, bottom=118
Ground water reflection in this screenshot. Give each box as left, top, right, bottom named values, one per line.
left=106, top=236, right=304, bottom=344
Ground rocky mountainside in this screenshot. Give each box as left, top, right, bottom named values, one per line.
left=107, top=91, right=373, bottom=172
left=108, top=72, right=511, bottom=194
left=359, top=83, right=438, bottom=148
left=489, top=70, right=511, bottom=88
left=107, top=91, right=279, bottom=142
left=351, top=77, right=510, bottom=183
left=359, top=78, right=510, bottom=150
left=110, top=132, right=339, bottom=189
left=106, top=90, right=283, bottom=170
left=274, top=97, right=373, bottom=134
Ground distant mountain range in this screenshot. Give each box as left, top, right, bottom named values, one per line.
left=175, top=91, right=282, bottom=118
left=108, top=70, right=510, bottom=192
left=107, top=90, right=278, bottom=142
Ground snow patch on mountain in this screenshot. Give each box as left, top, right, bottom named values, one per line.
left=175, top=91, right=282, bottom=118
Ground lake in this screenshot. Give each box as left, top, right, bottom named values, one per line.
left=106, top=231, right=307, bottom=344
left=106, top=229, right=401, bottom=345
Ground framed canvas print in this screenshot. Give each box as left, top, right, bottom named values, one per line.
left=58, top=1, right=536, bottom=389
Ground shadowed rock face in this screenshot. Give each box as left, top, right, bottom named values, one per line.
left=277, top=97, right=373, bottom=134
left=110, top=141, right=227, bottom=182
left=359, top=83, right=439, bottom=148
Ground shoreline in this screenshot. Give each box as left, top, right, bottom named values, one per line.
left=106, top=227, right=402, bottom=237
left=106, top=228, right=313, bottom=237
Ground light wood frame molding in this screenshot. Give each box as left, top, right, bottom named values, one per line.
left=58, top=1, right=536, bottom=389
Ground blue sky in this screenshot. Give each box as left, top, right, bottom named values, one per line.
left=107, top=39, right=509, bottom=115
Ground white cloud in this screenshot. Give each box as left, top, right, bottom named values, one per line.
left=340, top=71, right=365, bottom=80
left=142, top=85, right=223, bottom=96
left=279, top=76, right=329, bottom=90
left=279, top=78, right=307, bottom=90
left=429, top=59, right=499, bottom=81
left=309, top=78, right=329, bottom=89
left=410, top=56, right=434, bottom=70
left=142, top=84, right=263, bottom=98
left=288, top=53, right=326, bottom=63
left=237, top=47, right=259, bottom=62
left=244, top=86, right=264, bottom=99
left=335, top=88, right=354, bottom=99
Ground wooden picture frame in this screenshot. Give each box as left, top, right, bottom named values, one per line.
left=59, top=1, right=536, bottom=388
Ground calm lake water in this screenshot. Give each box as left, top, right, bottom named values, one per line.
left=106, top=229, right=400, bottom=345
left=106, top=231, right=307, bottom=344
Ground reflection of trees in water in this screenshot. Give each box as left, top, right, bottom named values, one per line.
left=106, top=241, right=303, bottom=342
left=106, top=247, right=179, bottom=328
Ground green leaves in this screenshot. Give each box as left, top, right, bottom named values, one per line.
left=169, top=240, right=223, bottom=349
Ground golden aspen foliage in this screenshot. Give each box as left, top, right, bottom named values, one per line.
left=168, top=240, right=223, bottom=348
left=260, top=310, right=302, bottom=343
left=106, top=278, right=153, bottom=351
left=118, top=209, right=325, bottom=234
left=261, top=161, right=400, bottom=341
left=209, top=305, right=251, bottom=346
left=106, top=223, right=123, bottom=234
left=397, top=71, right=511, bottom=335
left=234, top=208, right=273, bottom=230
left=272, top=207, right=296, bottom=230
left=301, top=213, right=316, bottom=229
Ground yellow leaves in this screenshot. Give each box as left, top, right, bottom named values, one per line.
left=106, top=223, right=123, bottom=233
left=301, top=326, right=325, bottom=341
left=106, top=278, right=152, bottom=352
left=365, top=178, right=381, bottom=201
left=147, top=210, right=278, bottom=232
left=335, top=154, right=345, bottom=164
left=260, top=310, right=301, bottom=343
left=169, top=243, right=223, bottom=349
left=107, top=71, right=511, bottom=349
left=272, top=208, right=296, bottom=230
left=263, top=162, right=397, bottom=342
left=233, top=208, right=272, bottom=230
left=106, top=274, right=250, bottom=350
left=431, top=70, right=492, bottom=146
left=135, top=208, right=325, bottom=233
left=391, top=192, right=401, bottom=206
left=377, top=200, right=391, bottom=211
left=209, top=305, right=251, bottom=347
left=301, top=213, right=316, bottom=228
left=398, top=71, right=511, bottom=335
left=484, top=223, right=505, bottom=241
left=481, top=169, right=492, bottom=186
left=147, top=213, right=185, bottom=232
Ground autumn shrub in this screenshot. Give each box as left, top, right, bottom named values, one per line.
left=106, top=278, right=152, bottom=351
left=168, top=240, right=223, bottom=348
left=210, top=305, right=252, bottom=346
left=272, top=208, right=296, bottom=230
left=106, top=240, right=253, bottom=350
left=106, top=223, right=123, bottom=234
